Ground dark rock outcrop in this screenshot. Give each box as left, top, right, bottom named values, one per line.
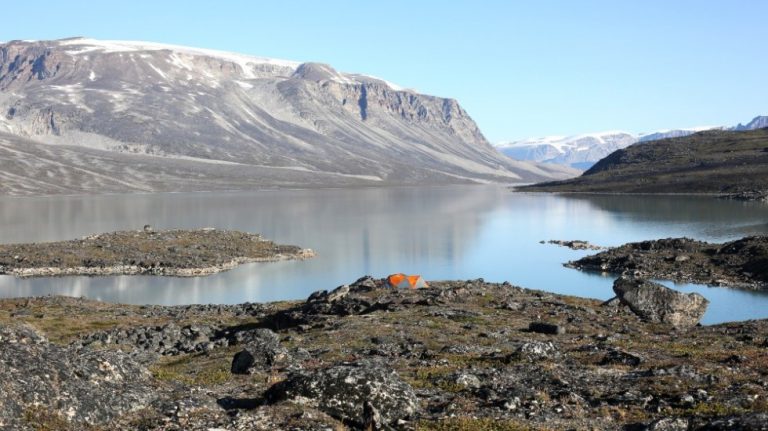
left=265, top=361, right=419, bottom=427
left=612, top=277, right=708, bottom=328
left=568, top=236, right=768, bottom=291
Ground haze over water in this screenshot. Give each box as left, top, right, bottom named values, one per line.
left=1, top=186, right=767, bottom=325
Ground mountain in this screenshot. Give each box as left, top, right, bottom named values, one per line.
left=497, top=127, right=719, bottom=170
left=496, top=132, right=637, bottom=170
left=0, top=38, right=575, bottom=195
left=519, top=128, right=768, bottom=193
left=733, top=115, right=768, bottom=131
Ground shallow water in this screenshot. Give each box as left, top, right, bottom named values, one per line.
left=1, top=186, right=767, bottom=324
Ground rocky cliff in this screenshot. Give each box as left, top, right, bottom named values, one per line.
left=0, top=38, right=574, bottom=194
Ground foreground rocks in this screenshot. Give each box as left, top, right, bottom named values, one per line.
left=612, top=277, right=709, bottom=328
left=1, top=278, right=767, bottom=430
left=0, top=324, right=157, bottom=429
left=266, top=361, right=419, bottom=428
left=568, top=236, right=768, bottom=290
left=0, top=228, right=314, bottom=277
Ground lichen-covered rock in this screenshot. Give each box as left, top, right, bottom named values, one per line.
left=613, top=277, right=709, bottom=328
left=0, top=324, right=156, bottom=429
left=265, top=361, right=418, bottom=427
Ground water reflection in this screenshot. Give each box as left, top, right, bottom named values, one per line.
left=1, top=187, right=768, bottom=324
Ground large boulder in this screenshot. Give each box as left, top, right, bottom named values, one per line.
left=613, top=277, right=708, bottom=328
left=265, top=361, right=419, bottom=427
left=231, top=328, right=291, bottom=373
left=0, top=324, right=156, bottom=429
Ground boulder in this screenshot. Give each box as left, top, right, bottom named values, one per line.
left=231, top=328, right=290, bottom=373
left=513, top=341, right=560, bottom=361
left=265, top=361, right=418, bottom=427
left=613, top=277, right=708, bottom=328
left=528, top=321, right=566, bottom=335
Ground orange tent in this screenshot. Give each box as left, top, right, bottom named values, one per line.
left=387, top=273, right=428, bottom=289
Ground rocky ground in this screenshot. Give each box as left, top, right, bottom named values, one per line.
left=567, top=236, right=768, bottom=291
left=1, top=276, right=767, bottom=430
left=0, top=228, right=314, bottom=277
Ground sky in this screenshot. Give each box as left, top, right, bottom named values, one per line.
left=1, top=1, right=766, bottom=142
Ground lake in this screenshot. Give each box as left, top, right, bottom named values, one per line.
left=1, top=186, right=767, bottom=325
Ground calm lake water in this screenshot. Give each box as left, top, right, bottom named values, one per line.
left=1, top=186, right=768, bottom=325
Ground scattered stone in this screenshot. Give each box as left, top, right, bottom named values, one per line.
left=266, top=361, right=419, bottom=427
left=600, top=348, right=643, bottom=366
left=613, top=277, right=709, bottom=328
left=528, top=321, right=566, bottom=335
left=514, top=341, right=559, bottom=361
left=647, top=417, right=689, bottom=431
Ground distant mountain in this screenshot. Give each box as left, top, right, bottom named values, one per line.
left=496, top=128, right=717, bottom=169
left=0, top=38, right=575, bottom=195
left=733, top=115, right=768, bottom=131
left=496, top=132, right=637, bottom=170
left=519, top=128, right=768, bottom=194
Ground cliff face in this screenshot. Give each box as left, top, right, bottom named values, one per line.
left=0, top=38, right=574, bottom=194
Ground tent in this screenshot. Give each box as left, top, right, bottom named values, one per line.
left=387, top=273, right=428, bottom=289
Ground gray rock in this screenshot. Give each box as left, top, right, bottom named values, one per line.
left=266, top=361, right=418, bottom=427
left=600, top=348, right=643, bottom=366
left=514, top=341, right=559, bottom=361
left=647, top=417, right=689, bottom=431
left=528, top=321, right=566, bottom=335
left=231, top=328, right=291, bottom=373
left=0, top=324, right=155, bottom=428
left=613, top=277, right=708, bottom=328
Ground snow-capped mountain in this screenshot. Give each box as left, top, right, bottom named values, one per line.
left=497, top=127, right=724, bottom=169
left=733, top=115, right=768, bottom=131
left=0, top=37, right=575, bottom=195
left=497, top=132, right=639, bottom=170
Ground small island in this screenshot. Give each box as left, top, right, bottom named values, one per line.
left=567, top=236, right=768, bottom=291
left=0, top=228, right=315, bottom=277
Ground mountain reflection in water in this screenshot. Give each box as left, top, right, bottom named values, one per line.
left=1, top=186, right=767, bottom=324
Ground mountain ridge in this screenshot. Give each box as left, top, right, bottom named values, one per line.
left=0, top=37, right=576, bottom=195
left=518, top=128, right=768, bottom=194
left=497, top=118, right=766, bottom=169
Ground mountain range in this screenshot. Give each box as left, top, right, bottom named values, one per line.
left=496, top=117, right=767, bottom=169
left=0, top=37, right=575, bottom=195
left=519, top=128, right=768, bottom=194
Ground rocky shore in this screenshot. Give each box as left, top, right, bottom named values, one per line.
left=0, top=228, right=314, bottom=277
left=567, top=236, right=768, bottom=291
left=1, top=276, right=767, bottom=430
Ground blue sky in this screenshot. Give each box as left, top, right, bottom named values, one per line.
left=1, top=1, right=766, bottom=141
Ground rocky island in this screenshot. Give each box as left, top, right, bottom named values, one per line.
left=0, top=228, right=314, bottom=277
left=567, top=236, right=768, bottom=291
left=1, top=276, right=767, bottom=430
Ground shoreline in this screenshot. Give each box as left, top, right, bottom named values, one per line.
left=2, top=249, right=315, bottom=278
left=2, top=277, right=767, bottom=430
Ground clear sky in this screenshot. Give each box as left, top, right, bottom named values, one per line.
left=1, top=1, right=766, bottom=141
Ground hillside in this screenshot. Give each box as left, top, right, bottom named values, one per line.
left=519, top=128, right=768, bottom=193
left=0, top=38, right=575, bottom=195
